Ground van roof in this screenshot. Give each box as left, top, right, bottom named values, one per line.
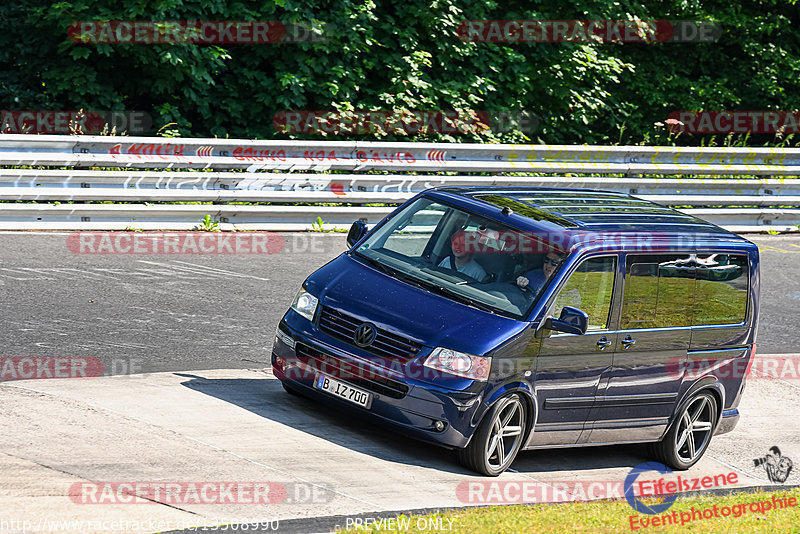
left=433, top=187, right=748, bottom=242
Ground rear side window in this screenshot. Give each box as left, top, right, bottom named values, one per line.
left=621, top=253, right=749, bottom=329
left=621, top=254, right=695, bottom=329
left=693, top=254, right=749, bottom=325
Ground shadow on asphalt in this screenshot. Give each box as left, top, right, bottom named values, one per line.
left=176, top=373, right=651, bottom=477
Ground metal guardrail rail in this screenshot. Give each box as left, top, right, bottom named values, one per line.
left=1, top=134, right=800, bottom=231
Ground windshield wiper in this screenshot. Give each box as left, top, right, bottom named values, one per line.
left=354, top=252, right=497, bottom=314
left=404, top=276, right=498, bottom=314
left=355, top=252, right=399, bottom=276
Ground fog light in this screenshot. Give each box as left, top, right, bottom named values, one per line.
left=433, top=420, right=445, bottom=432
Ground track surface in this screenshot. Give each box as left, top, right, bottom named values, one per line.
left=1, top=232, right=799, bottom=533
left=2, top=233, right=798, bottom=373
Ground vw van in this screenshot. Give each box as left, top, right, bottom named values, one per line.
left=272, top=188, right=759, bottom=476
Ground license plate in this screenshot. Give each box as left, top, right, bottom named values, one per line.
left=315, top=374, right=372, bottom=409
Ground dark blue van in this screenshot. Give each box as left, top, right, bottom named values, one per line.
left=272, top=188, right=759, bottom=476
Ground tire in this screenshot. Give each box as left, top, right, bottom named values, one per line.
left=650, top=391, right=718, bottom=470
left=458, top=394, right=527, bottom=476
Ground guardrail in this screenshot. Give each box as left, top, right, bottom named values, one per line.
left=1, top=134, right=800, bottom=231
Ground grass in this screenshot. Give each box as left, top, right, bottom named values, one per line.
left=337, top=488, right=800, bottom=533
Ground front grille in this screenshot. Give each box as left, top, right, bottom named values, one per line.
left=295, top=343, right=409, bottom=399
left=318, top=307, right=424, bottom=362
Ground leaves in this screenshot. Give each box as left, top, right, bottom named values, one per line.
left=0, top=0, right=798, bottom=144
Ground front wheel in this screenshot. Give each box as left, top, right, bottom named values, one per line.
left=650, top=391, right=718, bottom=470
left=458, top=394, right=527, bottom=476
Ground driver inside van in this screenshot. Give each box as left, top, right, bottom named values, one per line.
left=516, top=251, right=564, bottom=295
left=438, top=230, right=488, bottom=282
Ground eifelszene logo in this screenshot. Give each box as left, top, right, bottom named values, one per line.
left=624, top=462, right=738, bottom=514
left=625, top=462, right=678, bottom=514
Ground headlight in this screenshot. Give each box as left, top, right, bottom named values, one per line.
left=423, top=347, right=491, bottom=381
left=290, top=288, right=318, bottom=322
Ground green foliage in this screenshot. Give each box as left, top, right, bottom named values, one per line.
left=1, top=1, right=798, bottom=145
left=310, top=216, right=326, bottom=232
left=194, top=214, right=220, bottom=232
left=310, top=216, right=347, bottom=232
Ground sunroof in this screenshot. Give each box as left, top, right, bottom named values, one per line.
left=469, top=190, right=724, bottom=233
left=473, top=194, right=578, bottom=227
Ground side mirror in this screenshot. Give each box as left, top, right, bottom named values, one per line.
left=544, top=306, right=588, bottom=335
left=346, top=221, right=368, bottom=248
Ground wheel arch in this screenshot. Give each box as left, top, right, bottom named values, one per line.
left=465, top=382, right=537, bottom=449
left=664, top=379, right=725, bottom=440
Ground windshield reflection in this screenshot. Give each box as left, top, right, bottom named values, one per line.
left=353, top=197, right=566, bottom=320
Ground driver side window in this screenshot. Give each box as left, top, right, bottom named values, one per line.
left=552, top=256, right=616, bottom=331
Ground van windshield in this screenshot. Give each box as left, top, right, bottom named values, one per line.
left=352, top=197, right=567, bottom=320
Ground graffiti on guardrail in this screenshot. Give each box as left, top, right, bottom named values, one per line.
left=109, top=143, right=186, bottom=156
left=104, top=143, right=421, bottom=164
left=86, top=141, right=800, bottom=170
left=233, top=147, right=287, bottom=161
left=505, top=147, right=792, bottom=167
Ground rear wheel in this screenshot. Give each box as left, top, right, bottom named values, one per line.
left=458, top=394, right=527, bottom=476
left=650, top=391, right=717, bottom=470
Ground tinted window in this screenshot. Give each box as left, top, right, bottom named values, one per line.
left=553, top=256, right=616, bottom=331
left=356, top=197, right=562, bottom=320
left=622, top=254, right=695, bottom=329
left=693, top=254, right=749, bottom=325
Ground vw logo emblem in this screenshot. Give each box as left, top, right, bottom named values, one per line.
left=353, top=323, right=377, bottom=347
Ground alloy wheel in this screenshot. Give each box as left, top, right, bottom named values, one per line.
left=674, top=394, right=715, bottom=463
left=486, top=396, right=525, bottom=470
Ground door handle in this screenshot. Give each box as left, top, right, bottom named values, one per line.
left=596, top=336, right=612, bottom=350
left=621, top=335, right=636, bottom=349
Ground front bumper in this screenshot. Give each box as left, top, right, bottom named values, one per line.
left=271, top=316, right=485, bottom=449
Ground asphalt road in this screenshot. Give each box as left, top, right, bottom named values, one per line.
left=1, top=232, right=798, bottom=376
left=1, top=232, right=799, bottom=534
left=0, top=232, right=344, bottom=375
